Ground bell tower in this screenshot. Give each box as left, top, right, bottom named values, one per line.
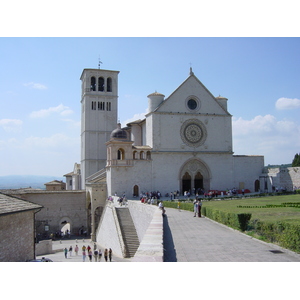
left=80, top=68, right=119, bottom=189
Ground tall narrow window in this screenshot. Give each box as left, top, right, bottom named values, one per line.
left=98, top=77, right=104, bottom=91
left=146, top=151, right=151, bottom=160
left=91, top=77, right=96, bottom=91
left=107, top=77, right=112, bottom=92
left=117, top=148, right=125, bottom=160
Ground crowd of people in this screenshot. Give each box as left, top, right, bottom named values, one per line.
left=63, top=243, right=113, bottom=262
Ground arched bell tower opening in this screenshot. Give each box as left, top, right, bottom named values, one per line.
left=179, top=158, right=211, bottom=195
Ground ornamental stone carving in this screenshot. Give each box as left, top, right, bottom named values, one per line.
left=180, top=119, right=207, bottom=148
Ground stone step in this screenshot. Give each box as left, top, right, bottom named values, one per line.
left=115, top=207, right=140, bottom=258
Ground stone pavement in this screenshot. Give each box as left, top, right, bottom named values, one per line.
left=37, top=205, right=300, bottom=262
left=36, top=237, right=130, bottom=262
left=163, top=207, right=300, bottom=262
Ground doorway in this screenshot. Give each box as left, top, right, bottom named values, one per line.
left=182, top=172, right=191, bottom=194
left=133, top=185, right=139, bottom=197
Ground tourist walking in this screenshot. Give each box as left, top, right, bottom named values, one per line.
left=98, top=249, right=102, bottom=261
left=64, top=247, right=68, bottom=259
left=109, top=248, right=112, bottom=262
left=94, top=249, right=98, bottom=262
left=69, top=245, right=73, bottom=256
left=88, top=249, right=93, bottom=261
left=194, top=200, right=198, bottom=217
left=82, top=249, right=86, bottom=262
left=75, top=245, right=79, bottom=255
left=104, top=248, right=108, bottom=262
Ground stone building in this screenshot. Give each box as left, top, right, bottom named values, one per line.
left=71, top=66, right=266, bottom=240
left=261, top=166, right=300, bottom=192
left=0, top=192, right=42, bottom=262
left=64, top=163, right=81, bottom=190
left=44, top=180, right=66, bottom=191
left=79, top=67, right=264, bottom=198
left=3, top=189, right=87, bottom=238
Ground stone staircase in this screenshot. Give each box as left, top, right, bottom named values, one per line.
left=115, top=207, right=139, bottom=258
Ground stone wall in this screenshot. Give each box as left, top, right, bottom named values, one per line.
left=96, top=203, right=124, bottom=257
left=128, top=200, right=158, bottom=242
left=0, top=211, right=36, bottom=262
left=96, top=200, right=163, bottom=260
left=265, top=167, right=300, bottom=191
left=35, top=239, right=53, bottom=256
left=12, top=191, right=87, bottom=236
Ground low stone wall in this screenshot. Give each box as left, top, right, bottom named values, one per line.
left=96, top=203, right=124, bottom=257
left=131, top=205, right=164, bottom=262
left=127, top=200, right=158, bottom=242
left=96, top=200, right=164, bottom=261
left=36, top=239, right=53, bottom=256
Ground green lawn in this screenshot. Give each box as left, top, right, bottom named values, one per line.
left=202, top=194, right=300, bottom=224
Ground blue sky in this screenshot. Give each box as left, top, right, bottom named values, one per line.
left=1, top=37, right=300, bottom=176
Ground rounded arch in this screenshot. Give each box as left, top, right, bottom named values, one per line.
left=179, top=158, right=211, bottom=194
left=133, top=185, right=139, bottom=197
left=117, top=148, right=125, bottom=160
left=59, top=216, right=72, bottom=235
left=98, top=77, right=104, bottom=91
left=107, top=77, right=112, bottom=92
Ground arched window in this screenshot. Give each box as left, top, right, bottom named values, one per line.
left=98, top=77, right=104, bottom=91
left=133, top=185, right=139, bottom=197
left=133, top=151, right=138, bottom=159
left=117, top=148, right=125, bottom=160
left=107, top=77, right=112, bottom=92
left=140, top=151, right=144, bottom=160
left=91, top=77, right=96, bottom=91
left=146, top=151, right=151, bottom=160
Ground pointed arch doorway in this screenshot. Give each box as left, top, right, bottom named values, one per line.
left=182, top=172, right=191, bottom=194
left=180, top=159, right=211, bottom=195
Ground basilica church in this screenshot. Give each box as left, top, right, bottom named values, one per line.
left=66, top=67, right=264, bottom=198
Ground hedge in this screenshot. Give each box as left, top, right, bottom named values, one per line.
left=162, top=201, right=251, bottom=231
left=249, top=220, right=300, bottom=253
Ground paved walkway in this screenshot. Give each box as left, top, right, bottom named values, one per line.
left=36, top=237, right=130, bottom=262
left=163, top=207, right=300, bottom=262
left=37, top=205, right=300, bottom=262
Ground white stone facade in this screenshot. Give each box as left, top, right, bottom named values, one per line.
left=82, top=67, right=265, bottom=198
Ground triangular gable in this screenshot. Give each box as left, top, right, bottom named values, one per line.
left=154, top=72, right=230, bottom=115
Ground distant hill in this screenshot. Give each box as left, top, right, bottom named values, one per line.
left=266, top=164, right=292, bottom=168
left=0, top=175, right=65, bottom=190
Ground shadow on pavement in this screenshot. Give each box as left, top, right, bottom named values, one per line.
left=163, top=215, right=177, bottom=262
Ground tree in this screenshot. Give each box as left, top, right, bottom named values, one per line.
left=292, top=153, right=300, bottom=167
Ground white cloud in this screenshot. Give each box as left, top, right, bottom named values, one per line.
left=232, top=114, right=300, bottom=164
left=0, top=119, right=23, bottom=132
left=30, top=104, right=74, bottom=118
left=23, top=82, right=47, bottom=90
left=275, top=97, right=300, bottom=110
left=121, top=110, right=147, bottom=128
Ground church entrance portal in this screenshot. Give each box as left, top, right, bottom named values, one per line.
left=180, top=159, right=210, bottom=195
left=182, top=172, right=191, bottom=194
